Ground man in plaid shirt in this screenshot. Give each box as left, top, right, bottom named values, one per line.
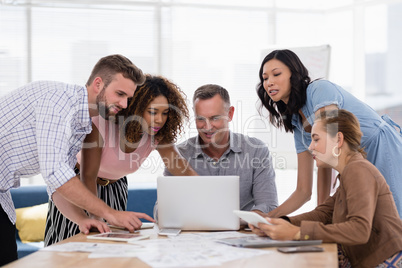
left=0, top=54, right=153, bottom=265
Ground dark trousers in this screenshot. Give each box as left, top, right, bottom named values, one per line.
left=0, top=205, right=18, bottom=266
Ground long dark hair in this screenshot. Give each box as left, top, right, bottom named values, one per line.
left=256, top=49, right=311, bottom=132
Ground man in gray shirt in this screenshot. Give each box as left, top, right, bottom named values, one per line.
left=164, top=84, right=277, bottom=214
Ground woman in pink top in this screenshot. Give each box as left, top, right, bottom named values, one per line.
left=45, top=75, right=197, bottom=245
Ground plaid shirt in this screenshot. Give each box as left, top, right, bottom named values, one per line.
left=0, top=81, right=92, bottom=223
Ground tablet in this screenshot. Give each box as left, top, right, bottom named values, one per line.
left=86, top=232, right=150, bottom=242
left=233, top=210, right=272, bottom=226
left=277, top=246, right=324, bottom=253
left=217, top=236, right=322, bottom=248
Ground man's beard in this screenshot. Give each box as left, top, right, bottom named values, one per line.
left=96, top=87, right=114, bottom=119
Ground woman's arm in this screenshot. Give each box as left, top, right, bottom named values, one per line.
left=267, top=151, right=314, bottom=217
left=80, top=123, right=103, bottom=196
left=250, top=217, right=301, bottom=240
left=79, top=123, right=104, bottom=219
left=156, top=144, right=198, bottom=176
left=251, top=196, right=336, bottom=240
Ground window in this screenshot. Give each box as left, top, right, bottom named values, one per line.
left=1, top=0, right=402, bottom=191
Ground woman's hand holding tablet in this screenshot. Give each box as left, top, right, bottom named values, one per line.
left=233, top=210, right=272, bottom=227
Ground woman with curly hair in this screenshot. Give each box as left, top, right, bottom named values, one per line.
left=45, top=75, right=197, bottom=246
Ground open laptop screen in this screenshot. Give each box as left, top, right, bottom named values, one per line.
left=157, top=176, right=240, bottom=231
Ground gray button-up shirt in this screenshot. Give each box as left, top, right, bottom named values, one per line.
left=164, top=132, right=278, bottom=213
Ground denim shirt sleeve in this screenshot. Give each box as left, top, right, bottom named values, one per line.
left=308, top=80, right=344, bottom=112
left=294, top=124, right=312, bottom=154
left=293, top=80, right=344, bottom=153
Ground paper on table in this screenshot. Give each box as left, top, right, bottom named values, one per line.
left=41, top=242, right=144, bottom=258
left=131, top=233, right=270, bottom=267
left=41, top=232, right=270, bottom=266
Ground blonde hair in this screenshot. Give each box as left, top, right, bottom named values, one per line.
left=316, top=109, right=367, bottom=158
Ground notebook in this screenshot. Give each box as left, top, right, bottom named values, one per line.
left=216, top=235, right=322, bottom=248
left=156, top=175, right=240, bottom=231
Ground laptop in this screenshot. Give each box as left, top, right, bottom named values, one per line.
left=156, top=175, right=240, bottom=231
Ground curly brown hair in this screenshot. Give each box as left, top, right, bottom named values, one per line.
left=117, top=74, right=189, bottom=145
